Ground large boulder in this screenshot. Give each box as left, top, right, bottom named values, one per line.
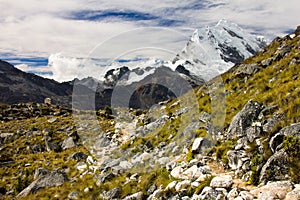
left=250, top=181, right=293, bottom=199
left=259, top=149, right=289, bottom=185
left=16, top=170, right=68, bottom=197
left=191, top=138, right=212, bottom=154
left=210, top=175, right=233, bottom=189
left=285, top=184, right=300, bottom=200
left=227, top=100, right=263, bottom=139
left=269, top=123, right=300, bottom=153
left=104, top=187, right=122, bottom=199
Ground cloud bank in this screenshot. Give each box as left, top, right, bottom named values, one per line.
left=0, top=0, right=299, bottom=81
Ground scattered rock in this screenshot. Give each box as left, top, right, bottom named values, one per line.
left=17, top=170, right=68, bottom=197
left=235, top=63, right=261, bottom=76
left=269, top=123, right=300, bottom=153
left=285, top=184, right=300, bottom=200
left=251, top=181, right=293, bottom=199
left=175, top=180, right=191, bottom=192
left=48, top=117, right=58, bottom=123
left=76, top=162, right=88, bottom=171
left=210, top=175, right=233, bottom=189
left=239, top=191, right=254, bottom=200
left=104, top=187, right=122, bottom=199
left=261, top=58, right=273, bottom=67
left=68, top=191, right=80, bottom=199
left=62, top=137, right=76, bottom=150
left=227, top=150, right=247, bottom=170
left=200, top=186, right=226, bottom=200
left=227, top=188, right=239, bottom=200
left=123, top=191, right=144, bottom=200
left=70, top=152, right=88, bottom=161
left=34, top=168, right=49, bottom=180
left=171, top=166, right=184, bottom=179
left=191, top=138, right=212, bottom=154
left=165, top=181, right=178, bottom=192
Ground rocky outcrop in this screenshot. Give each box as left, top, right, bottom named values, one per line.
left=16, top=170, right=68, bottom=197
left=227, top=100, right=263, bottom=139
left=269, top=123, right=300, bottom=153
left=259, top=149, right=290, bottom=184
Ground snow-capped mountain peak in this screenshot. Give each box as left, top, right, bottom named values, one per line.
left=168, top=19, right=267, bottom=81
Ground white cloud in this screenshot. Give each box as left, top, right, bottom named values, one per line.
left=0, top=0, right=299, bottom=82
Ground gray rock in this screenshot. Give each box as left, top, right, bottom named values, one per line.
left=210, top=175, right=233, bottom=189
left=235, top=64, right=261, bottom=76
left=95, top=172, right=115, bottom=186
left=227, top=100, right=263, bottom=139
left=166, top=161, right=177, bottom=171
left=105, top=187, right=122, bottom=199
left=33, top=168, right=49, bottom=180
left=269, top=123, right=300, bottom=153
left=148, top=186, right=164, bottom=200
left=122, top=191, right=144, bottom=200
left=147, top=184, right=157, bottom=196
left=235, top=137, right=249, bottom=150
left=93, top=135, right=110, bottom=149
left=119, top=161, right=133, bottom=169
left=47, top=117, right=58, bottom=123
left=257, top=191, right=279, bottom=200
left=70, top=152, right=88, bottom=161
left=251, top=181, right=293, bottom=199
left=227, top=188, right=239, bottom=200
left=62, top=137, right=76, bottom=150
left=165, top=181, right=177, bottom=192
left=261, top=58, right=273, bottom=67
left=259, top=149, right=290, bottom=185
left=157, top=157, right=170, bottom=165
left=17, top=170, right=68, bottom=197
left=227, top=150, right=247, bottom=170
left=175, top=180, right=191, bottom=192
left=246, top=126, right=261, bottom=143
left=285, top=184, right=300, bottom=200
left=174, top=107, right=190, bottom=117
left=239, top=191, right=254, bottom=200
left=101, top=158, right=120, bottom=170
left=182, top=165, right=204, bottom=181
left=68, top=192, right=80, bottom=199
left=191, top=138, right=212, bottom=154
left=76, top=162, right=87, bottom=171
left=171, top=166, right=184, bottom=179
left=200, top=187, right=226, bottom=200
left=269, top=132, right=285, bottom=153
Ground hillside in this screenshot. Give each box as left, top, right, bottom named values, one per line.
left=0, top=27, right=299, bottom=199
left=0, top=60, right=72, bottom=106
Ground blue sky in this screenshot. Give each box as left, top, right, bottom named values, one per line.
left=0, top=0, right=299, bottom=81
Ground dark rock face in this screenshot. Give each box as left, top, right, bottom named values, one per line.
left=70, top=152, right=88, bottom=161
left=259, top=149, right=290, bottom=185
left=104, top=187, right=122, bottom=199
left=0, top=103, right=72, bottom=121
left=0, top=60, right=72, bottom=107
left=269, top=123, right=300, bottom=153
left=227, top=100, right=263, bottom=139
left=16, top=170, right=68, bottom=197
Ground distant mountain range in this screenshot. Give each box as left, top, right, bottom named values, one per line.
left=0, top=20, right=267, bottom=109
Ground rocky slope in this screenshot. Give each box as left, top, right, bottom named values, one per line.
left=0, top=27, right=299, bottom=200
left=0, top=60, right=73, bottom=107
